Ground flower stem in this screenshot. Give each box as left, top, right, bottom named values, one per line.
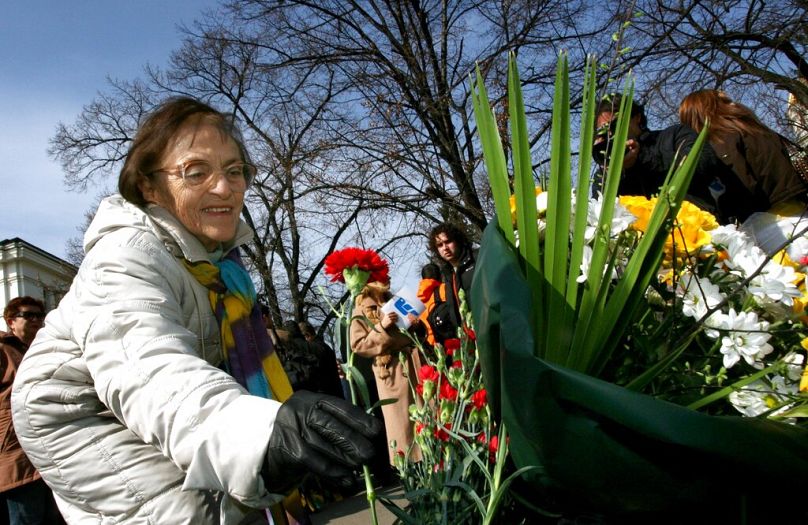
left=344, top=295, right=379, bottom=525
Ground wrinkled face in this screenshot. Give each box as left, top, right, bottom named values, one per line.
left=7, top=306, right=45, bottom=346
left=140, top=122, right=246, bottom=250
left=434, top=233, right=459, bottom=265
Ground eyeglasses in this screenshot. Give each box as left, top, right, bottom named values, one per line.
left=154, top=160, right=257, bottom=189
left=14, top=311, right=45, bottom=321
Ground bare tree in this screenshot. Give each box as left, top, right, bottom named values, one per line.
left=50, top=0, right=807, bottom=331
left=625, top=0, right=808, bottom=131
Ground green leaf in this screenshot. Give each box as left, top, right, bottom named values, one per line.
left=777, top=404, right=808, bottom=418
left=507, top=52, right=543, bottom=358
left=543, top=52, right=573, bottom=363
left=471, top=66, right=514, bottom=244
left=368, top=397, right=399, bottom=413
left=344, top=364, right=371, bottom=409
left=568, top=81, right=635, bottom=371
left=566, top=55, right=597, bottom=312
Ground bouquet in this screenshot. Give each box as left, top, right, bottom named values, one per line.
left=469, top=52, right=808, bottom=520
left=381, top=295, right=537, bottom=524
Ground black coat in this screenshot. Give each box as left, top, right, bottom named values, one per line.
left=619, top=125, right=760, bottom=223
left=438, top=246, right=478, bottom=330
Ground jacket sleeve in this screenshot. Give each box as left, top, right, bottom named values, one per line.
left=70, top=236, right=281, bottom=506
left=349, top=298, right=396, bottom=358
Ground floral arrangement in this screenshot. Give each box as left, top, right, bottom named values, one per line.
left=381, top=296, right=534, bottom=525
left=468, top=52, right=808, bottom=518
left=566, top=192, right=808, bottom=419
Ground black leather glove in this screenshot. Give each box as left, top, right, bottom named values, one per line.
left=261, top=390, right=382, bottom=494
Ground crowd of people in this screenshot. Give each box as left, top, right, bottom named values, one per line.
left=0, top=86, right=805, bottom=524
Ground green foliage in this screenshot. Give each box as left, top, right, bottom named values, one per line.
left=472, top=53, right=706, bottom=376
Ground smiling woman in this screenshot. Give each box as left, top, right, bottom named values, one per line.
left=10, top=97, right=381, bottom=524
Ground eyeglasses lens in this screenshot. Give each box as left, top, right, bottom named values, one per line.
left=17, top=311, right=45, bottom=320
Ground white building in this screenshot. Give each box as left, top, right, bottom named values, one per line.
left=1, top=238, right=77, bottom=330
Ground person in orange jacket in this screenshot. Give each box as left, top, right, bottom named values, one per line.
left=417, top=263, right=454, bottom=347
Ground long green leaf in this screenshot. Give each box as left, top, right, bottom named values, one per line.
left=569, top=84, right=635, bottom=370
left=472, top=66, right=514, bottom=244
left=543, top=52, right=573, bottom=363
left=566, top=55, right=597, bottom=311
left=508, top=52, right=543, bottom=357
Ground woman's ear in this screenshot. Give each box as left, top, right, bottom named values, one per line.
left=138, top=175, right=158, bottom=204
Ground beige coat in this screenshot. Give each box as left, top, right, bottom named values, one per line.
left=350, top=292, right=422, bottom=464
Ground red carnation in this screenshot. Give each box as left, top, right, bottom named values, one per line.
left=463, top=327, right=477, bottom=342
left=419, top=365, right=439, bottom=383
left=488, top=435, right=499, bottom=462
left=439, top=381, right=458, bottom=401
left=434, top=423, right=452, bottom=442
left=471, top=388, right=487, bottom=410
left=324, top=247, right=390, bottom=284
left=444, top=338, right=461, bottom=356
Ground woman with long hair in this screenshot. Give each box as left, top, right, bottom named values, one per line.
left=679, top=89, right=806, bottom=213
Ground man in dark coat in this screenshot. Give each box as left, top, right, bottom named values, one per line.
left=593, top=95, right=757, bottom=223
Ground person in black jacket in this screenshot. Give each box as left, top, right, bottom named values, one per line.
left=593, top=94, right=757, bottom=223
left=427, top=223, right=477, bottom=338
left=297, top=321, right=345, bottom=400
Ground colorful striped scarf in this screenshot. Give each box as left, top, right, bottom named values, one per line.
left=184, top=249, right=292, bottom=402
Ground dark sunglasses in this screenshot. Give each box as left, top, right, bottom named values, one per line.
left=14, top=311, right=46, bottom=321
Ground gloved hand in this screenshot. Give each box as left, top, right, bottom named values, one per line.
left=261, top=390, right=382, bottom=494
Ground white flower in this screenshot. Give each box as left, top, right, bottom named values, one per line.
left=582, top=194, right=636, bottom=243
left=729, top=375, right=799, bottom=417
left=578, top=245, right=592, bottom=283
left=677, top=272, right=725, bottom=321
left=784, top=352, right=805, bottom=382
left=748, top=260, right=801, bottom=306
left=729, top=381, right=772, bottom=417
left=786, top=235, right=808, bottom=268
left=711, top=309, right=773, bottom=369
left=709, top=224, right=754, bottom=257
left=718, top=236, right=801, bottom=306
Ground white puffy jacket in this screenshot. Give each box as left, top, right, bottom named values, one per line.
left=11, top=195, right=282, bottom=524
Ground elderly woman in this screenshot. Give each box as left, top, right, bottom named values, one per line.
left=11, top=98, right=379, bottom=524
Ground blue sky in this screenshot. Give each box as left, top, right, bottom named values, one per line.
left=0, top=0, right=220, bottom=260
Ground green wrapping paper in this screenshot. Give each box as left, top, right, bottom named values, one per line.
left=471, top=223, right=808, bottom=518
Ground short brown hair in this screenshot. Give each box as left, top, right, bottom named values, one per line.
left=4, top=296, right=45, bottom=324
left=119, top=97, right=252, bottom=206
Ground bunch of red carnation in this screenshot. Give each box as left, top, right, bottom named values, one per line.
left=324, top=247, right=390, bottom=284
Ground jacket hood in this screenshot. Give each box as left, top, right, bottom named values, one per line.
left=84, top=194, right=253, bottom=262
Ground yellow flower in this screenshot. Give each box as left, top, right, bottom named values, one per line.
left=799, top=339, right=808, bottom=392
left=793, top=293, right=808, bottom=325
left=618, top=196, right=718, bottom=265
left=510, top=186, right=543, bottom=225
